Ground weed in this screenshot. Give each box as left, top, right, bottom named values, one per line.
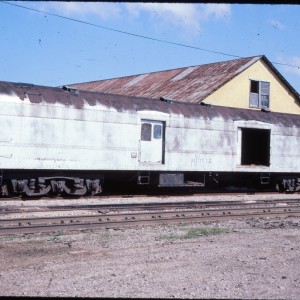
left=50, top=231, right=65, bottom=241
left=184, top=227, right=226, bottom=239
left=6, top=234, right=16, bottom=241
left=160, top=233, right=178, bottom=241
left=160, top=226, right=227, bottom=241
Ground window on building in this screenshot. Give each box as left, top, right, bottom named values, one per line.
left=249, top=80, right=270, bottom=108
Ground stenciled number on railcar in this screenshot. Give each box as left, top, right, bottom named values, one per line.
left=191, top=154, right=212, bottom=168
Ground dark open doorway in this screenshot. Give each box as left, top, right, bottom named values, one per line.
left=241, top=128, right=270, bottom=166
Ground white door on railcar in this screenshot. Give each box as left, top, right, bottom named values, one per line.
left=140, top=120, right=164, bottom=164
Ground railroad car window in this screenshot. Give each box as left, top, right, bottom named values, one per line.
left=153, top=125, right=162, bottom=139
left=249, top=80, right=270, bottom=109
left=241, top=128, right=270, bottom=166
left=141, top=123, right=152, bottom=141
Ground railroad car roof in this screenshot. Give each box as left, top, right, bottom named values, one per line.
left=0, top=80, right=299, bottom=127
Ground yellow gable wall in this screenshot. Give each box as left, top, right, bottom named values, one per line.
left=204, top=59, right=300, bottom=114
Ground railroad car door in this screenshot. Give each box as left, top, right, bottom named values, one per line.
left=140, top=120, right=164, bottom=164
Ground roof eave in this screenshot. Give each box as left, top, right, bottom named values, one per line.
left=260, top=55, right=300, bottom=102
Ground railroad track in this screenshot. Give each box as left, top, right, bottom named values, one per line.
left=1, top=199, right=300, bottom=235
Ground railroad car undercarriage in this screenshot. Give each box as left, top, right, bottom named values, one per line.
left=0, top=170, right=299, bottom=197
left=0, top=170, right=103, bottom=197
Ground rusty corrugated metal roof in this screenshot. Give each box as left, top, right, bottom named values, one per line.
left=68, top=56, right=264, bottom=103
left=68, top=55, right=300, bottom=104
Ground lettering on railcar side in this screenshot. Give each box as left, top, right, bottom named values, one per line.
left=191, top=154, right=212, bottom=168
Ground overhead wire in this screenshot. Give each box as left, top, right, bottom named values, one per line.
left=1, top=1, right=300, bottom=70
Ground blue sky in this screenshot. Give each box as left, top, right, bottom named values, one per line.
left=1, top=2, right=300, bottom=93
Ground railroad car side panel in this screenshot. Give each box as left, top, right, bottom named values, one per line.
left=269, top=128, right=300, bottom=172
left=0, top=98, right=140, bottom=170
left=165, top=118, right=235, bottom=172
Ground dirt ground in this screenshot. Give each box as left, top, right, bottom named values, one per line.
left=0, top=216, right=299, bottom=299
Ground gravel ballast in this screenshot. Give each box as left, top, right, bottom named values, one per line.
left=0, top=216, right=299, bottom=299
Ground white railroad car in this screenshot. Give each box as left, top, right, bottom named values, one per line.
left=0, top=81, right=299, bottom=197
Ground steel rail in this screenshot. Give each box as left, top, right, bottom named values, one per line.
left=1, top=205, right=300, bottom=235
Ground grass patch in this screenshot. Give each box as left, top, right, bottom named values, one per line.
left=160, top=226, right=227, bottom=241
left=186, top=227, right=226, bottom=238
left=50, top=231, right=65, bottom=241
left=6, top=234, right=16, bottom=241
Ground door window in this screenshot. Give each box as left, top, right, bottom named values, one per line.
left=141, top=123, right=152, bottom=141
left=153, top=124, right=162, bottom=139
